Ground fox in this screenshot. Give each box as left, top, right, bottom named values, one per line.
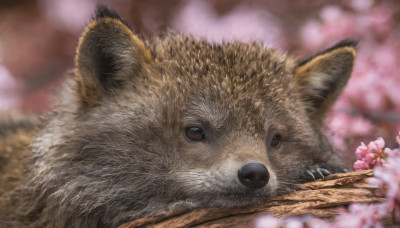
left=0, top=5, right=356, bottom=228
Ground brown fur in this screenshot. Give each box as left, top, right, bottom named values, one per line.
left=0, top=114, right=40, bottom=193
left=0, top=5, right=356, bottom=228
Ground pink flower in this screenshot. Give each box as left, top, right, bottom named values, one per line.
left=353, top=160, right=370, bottom=171
left=284, top=218, right=304, bottom=228
left=370, top=137, right=385, bottom=152
left=372, top=148, right=400, bottom=218
left=333, top=203, right=384, bottom=228
left=355, top=142, right=368, bottom=159
left=332, top=211, right=361, bottom=228
left=353, top=137, right=389, bottom=171
left=255, top=215, right=330, bottom=228
left=254, top=215, right=281, bottom=228
left=306, top=218, right=330, bottom=228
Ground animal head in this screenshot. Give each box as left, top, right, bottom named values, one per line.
left=30, top=5, right=356, bottom=226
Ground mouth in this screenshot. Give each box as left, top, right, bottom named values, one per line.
left=193, top=189, right=274, bottom=208
left=211, top=195, right=271, bottom=208
left=221, top=190, right=272, bottom=198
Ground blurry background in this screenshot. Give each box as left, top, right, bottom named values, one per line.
left=0, top=0, right=399, bottom=166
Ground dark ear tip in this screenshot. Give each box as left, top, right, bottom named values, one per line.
left=332, top=39, right=359, bottom=50
left=92, top=4, right=131, bottom=29
left=94, top=4, right=121, bottom=21
left=320, top=39, right=358, bottom=57
left=298, top=38, right=358, bottom=67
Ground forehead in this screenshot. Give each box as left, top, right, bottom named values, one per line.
left=148, top=35, right=299, bottom=131
left=152, top=34, right=296, bottom=97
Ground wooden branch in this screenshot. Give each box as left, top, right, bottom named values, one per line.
left=120, top=170, right=385, bottom=228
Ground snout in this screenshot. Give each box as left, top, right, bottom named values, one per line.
left=238, top=162, right=269, bottom=189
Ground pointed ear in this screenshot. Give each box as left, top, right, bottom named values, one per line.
left=75, top=5, right=152, bottom=107
left=295, top=39, right=357, bottom=125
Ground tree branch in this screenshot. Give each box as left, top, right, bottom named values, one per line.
left=120, top=170, right=386, bottom=228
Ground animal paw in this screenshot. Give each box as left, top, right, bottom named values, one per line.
left=302, top=166, right=349, bottom=182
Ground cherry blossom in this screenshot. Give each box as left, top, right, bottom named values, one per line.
left=256, top=133, right=400, bottom=227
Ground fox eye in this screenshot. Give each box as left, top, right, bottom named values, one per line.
left=185, top=127, right=205, bottom=141
left=270, top=134, right=281, bottom=148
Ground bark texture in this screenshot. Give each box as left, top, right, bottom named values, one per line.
left=120, top=170, right=387, bottom=228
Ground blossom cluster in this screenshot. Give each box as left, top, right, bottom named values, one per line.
left=353, top=137, right=390, bottom=171
left=255, top=132, right=400, bottom=227
left=255, top=203, right=386, bottom=228
left=370, top=133, right=400, bottom=222
left=354, top=132, right=400, bottom=171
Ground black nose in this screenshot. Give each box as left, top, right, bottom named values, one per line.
left=238, top=162, right=269, bottom=189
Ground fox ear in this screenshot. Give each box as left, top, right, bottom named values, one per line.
left=75, top=5, right=152, bottom=108
left=295, top=39, right=357, bottom=125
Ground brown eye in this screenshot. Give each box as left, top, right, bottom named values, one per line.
left=271, top=134, right=281, bottom=148
left=185, top=127, right=205, bottom=141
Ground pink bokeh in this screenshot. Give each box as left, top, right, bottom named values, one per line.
left=0, top=65, right=19, bottom=111
left=172, top=1, right=288, bottom=49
